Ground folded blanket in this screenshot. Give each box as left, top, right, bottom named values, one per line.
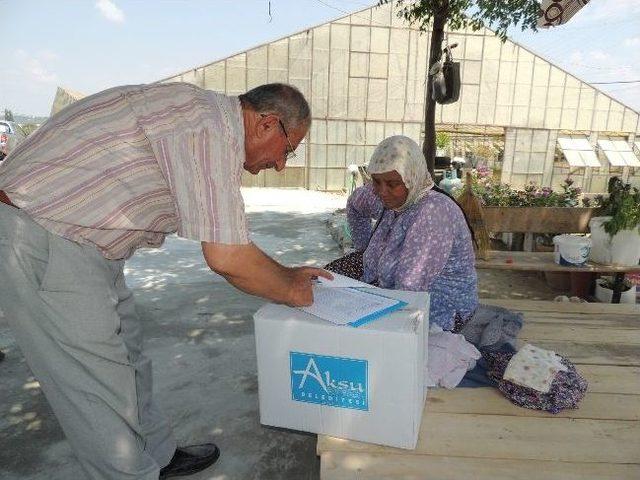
left=459, top=304, right=523, bottom=351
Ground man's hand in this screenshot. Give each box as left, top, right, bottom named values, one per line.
left=283, top=266, right=333, bottom=307
left=201, top=242, right=332, bottom=307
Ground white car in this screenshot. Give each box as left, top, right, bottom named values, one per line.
left=0, top=121, right=27, bottom=162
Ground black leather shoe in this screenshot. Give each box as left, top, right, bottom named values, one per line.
left=159, top=443, right=220, bottom=479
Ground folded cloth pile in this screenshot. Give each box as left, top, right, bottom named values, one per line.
left=458, top=304, right=524, bottom=388
left=459, top=344, right=515, bottom=388
left=484, top=344, right=588, bottom=414
left=426, top=325, right=481, bottom=389
left=459, top=304, right=523, bottom=352
left=503, top=344, right=568, bottom=393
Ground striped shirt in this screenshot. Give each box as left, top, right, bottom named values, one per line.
left=0, top=83, right=249, bottom=260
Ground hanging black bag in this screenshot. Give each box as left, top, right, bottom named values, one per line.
left=431, top=42, right=461, bottom=105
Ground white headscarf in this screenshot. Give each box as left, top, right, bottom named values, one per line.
left=367, top=135, right=435, bottom=212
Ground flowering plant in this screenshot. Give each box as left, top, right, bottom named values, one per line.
left=464, top=167, right=587, bottom=208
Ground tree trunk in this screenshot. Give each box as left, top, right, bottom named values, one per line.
left=423, top=6, right=447, bottom=177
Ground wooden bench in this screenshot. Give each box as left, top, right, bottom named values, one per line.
left=474, top=207, right=639, bottom=303
left=317, top=299, right=640, bottom=480
left=475, top=251, right=640, bottom=303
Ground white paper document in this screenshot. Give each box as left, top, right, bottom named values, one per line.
left=316, top=272, right=372, bottom=289
left=300, top=286, right=407, bottom=327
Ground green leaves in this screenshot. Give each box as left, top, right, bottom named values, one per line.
left=463, top=174, right=586, bottom=208
left=599, top=177, right=640, bottom=237
left=378, top=0, right=539, bottom=40
left=435, top=132, right=451, bottom=149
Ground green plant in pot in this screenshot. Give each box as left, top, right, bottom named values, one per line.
left=589, top=177, right=640, bottom=266
left=435, top=132, right=451, bottom=157
left=595, top=276, right=636, bottom=304
left=598, top=276, right=632, bottom=291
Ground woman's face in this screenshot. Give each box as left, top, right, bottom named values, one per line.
left=371, top=170, right=409, bottom=210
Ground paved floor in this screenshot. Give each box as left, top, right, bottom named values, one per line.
left=0, top=188, right=559, bottom=480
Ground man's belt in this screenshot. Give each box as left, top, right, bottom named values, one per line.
left=0, top=190, right=17, bottom=208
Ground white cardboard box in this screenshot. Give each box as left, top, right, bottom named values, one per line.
left=254, top=289, right=428, bottom=449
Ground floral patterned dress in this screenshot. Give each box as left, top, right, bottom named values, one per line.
left=347, top=184, right=479, bottom=330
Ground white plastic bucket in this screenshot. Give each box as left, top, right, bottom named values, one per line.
left=589, top=216, right=640, bottom=266
left=553, top=235, right=591, bottom=267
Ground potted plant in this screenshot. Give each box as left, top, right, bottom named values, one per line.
left=434, top=132, right=452, bottom=183
left=435, top=131, right=451, bottom=158
left=473, top=176, right=597, bottom=234
left=595, top=276, right=636, bottom=304
left=589, top=177, right=640, bottom=266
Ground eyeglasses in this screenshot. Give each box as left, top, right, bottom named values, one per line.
left=278, top=119, right=297, bottom=161
left=261, top=113, right=297, bottom=161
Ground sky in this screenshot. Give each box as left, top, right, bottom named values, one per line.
left=1, top=0, right=639, bottom=117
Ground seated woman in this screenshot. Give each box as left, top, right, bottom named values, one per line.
left=328, top=135, right=478, bottom=331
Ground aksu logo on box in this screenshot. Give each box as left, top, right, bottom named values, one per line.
left=289, top=352, right=368, bottom=411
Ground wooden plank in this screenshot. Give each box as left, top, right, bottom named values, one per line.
left=520, top=323, right=640, bottom=344
left=510, top=312, right=640, bottom=329
left=515, top=311, right=639, bottom=320
left=516, top=339, right=640, bottom=366
left=481, top=298, right=640, bottom=315
left=425, top=388, right=639, bottom=421
left=481, top=206, right=595, bottom=234
left=318, top=413, right=640, bottom=464
left=321, top=452, right=640, bottom=480
left=523, top=316, right=640, bottom=330
left=476, top=251, right=640, bottom=273
left=580, top=365, right=640, bottom=394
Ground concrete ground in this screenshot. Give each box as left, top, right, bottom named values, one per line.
left=0, top=188, right=559, bottom=480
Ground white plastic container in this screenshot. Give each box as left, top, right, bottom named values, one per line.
left=553, top=235, right=591, bottom=267
left=595, top=278, right=637, bottom=304
left=589, top=216, right=640, bottom=266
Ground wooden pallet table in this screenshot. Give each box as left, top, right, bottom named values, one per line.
left=475, top=251, right=640, bottom=274
left=317, top=299, right=640, bottom=480
left=476, top=251, right=640, bottom=303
